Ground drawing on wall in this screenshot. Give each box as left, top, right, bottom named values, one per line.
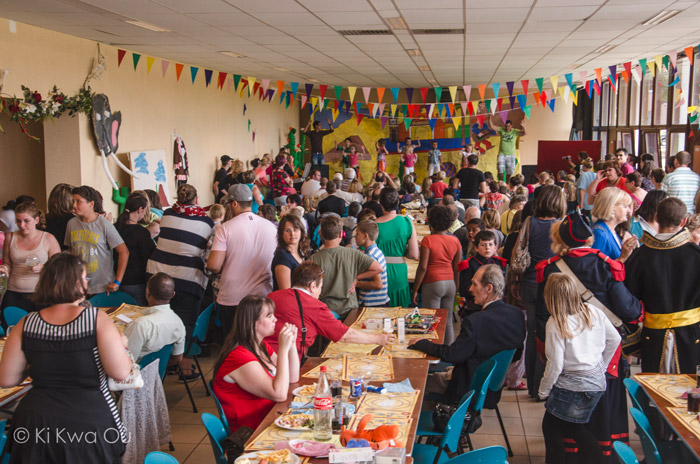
left=128, top=149, right=172, bottom=205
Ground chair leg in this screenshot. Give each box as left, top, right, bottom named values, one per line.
left=465, top=433, right=473, bottom=453
left=169, top=441, right=175, bottom=451
left=193, top=356, right=210, bottom=396
left=178, top=365, right=198, bottom=413
left=495, top=405, right=514, bottom=457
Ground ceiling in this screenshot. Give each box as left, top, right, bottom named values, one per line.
left=1, top=0, right=700, bottom=89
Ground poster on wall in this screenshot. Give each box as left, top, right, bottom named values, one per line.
left=128, top=149, right=172, bottom=206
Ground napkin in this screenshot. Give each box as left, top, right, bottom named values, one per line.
left=383, top=378, right=414, bottom=393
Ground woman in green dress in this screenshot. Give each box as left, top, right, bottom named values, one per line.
left=375, top=187, right=419, bottom=307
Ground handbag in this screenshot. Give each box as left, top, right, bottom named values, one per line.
left=432, top=402, right=481, bottom=434
left=222, top=425, right=254, bottom=464
left=554, top=259, right=642, bottom=358
left=293, top=290, right=308, bottom=365
left=509, top=217, right=532, bottom=274
left=108, top=351, right=144, bottom=391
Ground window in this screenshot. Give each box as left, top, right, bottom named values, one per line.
left=618, top=76, right=629, bottom=126
left=601, top=81, right=610, bottom=127
left=643, top=131, right=659, bottom=162
left=672, top=58, right=690, bottom=124
left=609, top=80, right=618, bottom=126
left=654, top=66, right=669, bottom=126
left=669, top=131, right=686, bottom=156
left=593, top=90, right=601, bottom=126
left=641, top=71, right=654, bottom=126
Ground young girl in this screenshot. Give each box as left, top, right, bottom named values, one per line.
left=376, top=138, right=388, bottom=173
left=562, top=181, right=578, bottom=214
left=344, top=145, right=363, bottom=181
left=481, top=181, right=505, bottom=211
left=402, top=145, right=417, bottom=175
left=539, top=273, right=620, bottom=464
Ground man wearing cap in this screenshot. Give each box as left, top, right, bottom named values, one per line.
left=213, top=155, right=233, bottom=201
left=535, top=212, right=642, bottom=459
left=303, top=118, right=334, bottom=166
left=208, top=184, right=278, bottom=332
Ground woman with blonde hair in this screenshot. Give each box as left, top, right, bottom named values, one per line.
left=539, top=273, right=620, bottom=464
left=591, top=187, right=637, bottom=261
left=45, top=183, right=74, bottom=249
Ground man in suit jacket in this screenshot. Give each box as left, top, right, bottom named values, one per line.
left=410, top=264, right=526, bottom=404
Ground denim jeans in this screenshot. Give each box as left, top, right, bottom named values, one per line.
left=311, top=152, right=324, bottom=165
left=545, top=386, right=604, bottom=423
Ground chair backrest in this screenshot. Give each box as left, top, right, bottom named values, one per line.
left=192, top=303, right=214, bottom=345
left=201, top=413, right=228, bottom=464
left=209, top=380, right=231, bottom=436
left=0, top=419, right=7, bottom=459
left=467, top=359, right=497, bottom=413
left=487, top=349, right=516, bottom=393
left=89, top=291, right=137, bottom=307
left=139, top=344, right=174, bottom=381
left=3, top=307, right=28, bottom=327
left=444, top=445, right=508, bottom=464
left=441, top=390, right=475, bottom=453
left=629, top=408, right=663, bottom=464
left=613, top=441, right=640, bottom=464
left=623, top=378, right=655, bottom=420
left=144, top=451, right=180, bottom=464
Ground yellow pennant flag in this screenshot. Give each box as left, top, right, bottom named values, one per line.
left=448, top=86, right=458, bottom=103
left=654, top=55, right=663, bottom=71
left=559, top=86, right=567, bottom=97
left=348, top=86, right=357, bottom=103
left=390, top=104, right=397, bottom=117
left=247, top=77, right=256, bottom=96
left=550, top=75, right=559, bottom=92
left=648, top=60, right=656, bottom=77
left=571, top=90, right=578, bottom=106
left=310, top=97, right=318, bottom=113
left=687, top=106, right=698, bottom=113
left=332, top=108, right=339, bottom=120
left=146, top=56, right=155, bottom=74
left=239, top=83, right=245, bottom=97
left=452, top=116, right=461, bottom=130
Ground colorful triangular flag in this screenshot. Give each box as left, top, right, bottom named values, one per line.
left=117, top=49, right=126, bottom=67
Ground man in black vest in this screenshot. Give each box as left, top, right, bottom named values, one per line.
left=410, top=264, right=525, bottom=405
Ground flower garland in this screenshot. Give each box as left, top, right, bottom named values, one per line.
left=0, top=85, right=94, bottom=141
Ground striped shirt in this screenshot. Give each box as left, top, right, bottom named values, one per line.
left=146, top=209, right=214, bottom=297
left=358, top=244, right=390, bottom=307
left=661, top=167, right=700, bottom=213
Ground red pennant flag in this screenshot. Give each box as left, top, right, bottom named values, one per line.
left=448, top=103, right=455, bottom=116
left=377, top=88, right=385, bottom=103
left=117, top=49, right=127, bottom=67
left=319, top=85, right=328, bottom=100
left=420, top=87, right=428, bottom=103
left=477, top=115, right=484, bottom=125
left=368, top=103, right=375, bottom=117
left=217, top=72, right=227, bottom=89
left=623, top=62, right=631, bottom=84
left=478, top=84, right=486, bottom=100
left=334, top=100, right=339, bottom=111
left=540, top=91, right=547, bottom=107
left=685, top=46, right=695, bottom=65
left=467, top=101, right=475, bottom=116
left=253, top=81, right=261, bottom=95
left=175, top=63, right=184, bottom=82
left=356, top=113, right=364, bottom=126
left=520, top=80, right=529, bottom=96
left=497, top=98, right=503, bottom=112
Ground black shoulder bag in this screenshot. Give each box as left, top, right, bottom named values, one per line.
left=294, top=290, right=308, bottom=364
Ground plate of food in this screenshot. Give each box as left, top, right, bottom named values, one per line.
left=274, top=413, right=314, bottom=431
left=235, top=449, right=299, bottom=464
left=287, top=439, right=337, bottom=457
left=292, top=384, right=316, bottom=397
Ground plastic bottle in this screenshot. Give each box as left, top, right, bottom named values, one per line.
left=313, top=366, right=333, bottom=441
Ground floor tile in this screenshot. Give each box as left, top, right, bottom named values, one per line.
left=469, top=433, right=529, bottom=456
left=183, top=442, right=219, bottom=464
left=521, top=418, right=543, bottom=437
left=526, top=436, right=546, bottom=456
left=505, top=456, right=532, bottom=464
left=473, top=416, right=524, bottom=436
left=170, top=424, right=209, bottom=444
left=160, top=442, right=197, bottom=463
left=517, top=399, right=546, bottom=418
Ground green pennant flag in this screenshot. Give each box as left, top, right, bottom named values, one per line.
left=401, top=104, right=408, bottom=116
left=639, top=58, right=647, bottom=74
left=690, top=114, right=698, bottom=124
left=523, top=105, right=532, bottom=118
left=403, top=118, right=412, bottom=130
left=434, top=86, right=443, bottom=102
left=132, top=53, right=141, bottom=70
left=190, top=66, right=199, bottom=84
left=285, top=91, right=291, bottom=108
left=485, top=99, right=492, bottom=113
left=233, top=74, right=241, bottom=92
left=662, top=55, right=670, bottom=69
left=536, top=77, right=543, bottom=93
left=334, top=85, right=343, bottom=101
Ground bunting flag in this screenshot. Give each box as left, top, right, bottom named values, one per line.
left=305, top=83, right=314, bottom=99
left=491, top=82, right=500, bottom=99
left=498, top=110, right=509, bottom=123
left=132, top=53, right=141, bottom=70
left=190, top=66, right=198, bottom=84
left=355, top=101, right=362, bottom=115
left=506, top=82, right=514, bottom=99
left=434, top=87, right=443, bottom=103
left=467, top=101, right=474, bottom=116
left=428, top=103, right=435, bottom=118
left=478, top=84, right=486, bottom=100
left=348, top=86, right=357, bottom=103
left=571, top=89, right=579, bottom=106
left=161, top=60, right=170, bottom=77
left=648, top=59, right=656, bottom=76
left=489, top=99, right=497, bottom=114
left=516, top=94, right=527, bottom=109
left=669, top=75, right=680, bottom=87
left=594, top=68, right=602, bottom=85
left=117, top=49, right=127, bottom=67
left=175, top=63, right=184, bottom=82
left=638, top=58, right=647, bottom=75
left=390, top=104, right=397, bottom=117
left=420, top=87, right=428, bottom=103
left=463, top=85, right=472, bottom=101
left=654, top=55, right=663, bottom=71
left=319, top=84, right=327, bottom=100
left=380, top=117, right=389, bottom=129
left=290, top=82, right=299, bottom=97
left=521, top=79, right=529, bottom=96
left=301, top=94, right=308, bottom=109
left=406, top=88, right=414, bottom=103
left=550, top=75, right=559, bottom=92
left=668, top=51, right=677, bottom=69
left=548, top=99, right=556, bottom=112
left=632, top=65, right=643, bottom=84
left=564, top=73, right=574, bottom=91
left=452, top=116, right=461, bottom=130
left=448, top=86, right=458, bottom=103
left=523, top=105, right=532, bottom=118
left=447, top=103, right=455, bottom=117
left=233, top=74, right=241, bottom=93
left=204, top=69, right=213, bottom=88
left=377, top=87, right=385, bottom=103
left=622, top=62, right=631, bottom=84
left=685, top=46, right=695, bottom=65
left=608, top=65, right=617, bottom=83
left=460, top=101, right=468, bottom=116
left=403, top=118, right=412, bottom=130
left=227, top=76, right=233, bottom=91
left=579, top=71, right=587, bottom=87
left=562, top=88, right=570, bottom=104
left=334, top=85, right=343, bottom=101
left=276, top=80, right=285, bottom=98
left=217, top=72, right=227, bottom=89
left=369, top=103, right=377, bottom=118
left=497, top=98, right=503, bottom=111
left=428, top=118, right=437, bottom=132
left=533, top=91, right=541, bottom=107
left=391, top=88, right=399, bottom=103
left=535, top=77, right=543, bottom=93
left=248, top=77, right=257, bottom=96
left=146, top=56, right=155, bottom=74
left=485, top=99, right=492, bottom=113
left=362, top=87, right=371, bottom=104
left=261, top=79, right=270, bottom=95
left=378, top=103, right=385, bottom=117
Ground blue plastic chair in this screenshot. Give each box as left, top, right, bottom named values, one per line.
left=623, top=378, right=653, bottom=418
left=629, top=407, right=663, bottom=464
left=144, top=451, right=180, bottom=463
left=441, top=446, right=507, bottom=464
left=3, top=306, right=27, bottom=327
left=209, top=380, right=231, bottom=436
left=89, top=291, right=137, bottom=307
left=485, top=349, right=517, bottom=457
left=613, top=441, right=640, bottom=464
left=201, top=413, right=228, bottom=464
left=139, top=344, right=174, bottom=381
left=0, top=419, right=8, bottom=464
left=413, top=390, right=474, bottom=464
left=181, top=303, right=214, bottom=413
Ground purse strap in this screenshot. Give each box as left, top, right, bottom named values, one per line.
left=554, top=259, right=623, bottom=328
left=293, top=290, right=308, bottom=361
left=513, top=216, right=531, bottom=257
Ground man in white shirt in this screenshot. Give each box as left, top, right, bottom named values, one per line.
left=124, top=273, right=186, bottom=365
left=301, top=169, right=322, bottom=197
left=661, top=150, right=700, bottom=213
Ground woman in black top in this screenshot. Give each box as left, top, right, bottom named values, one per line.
left=114, top=194, right=156, bottom=305
left=271, top=215, right=310, bottom=291
left=45, top=183, right=75, bottom=250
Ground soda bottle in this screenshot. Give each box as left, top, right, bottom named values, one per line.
left=313, top=366, right=333, bottom=441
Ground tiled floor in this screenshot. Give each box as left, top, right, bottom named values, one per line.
left=159, top=352, right=646, bottom=463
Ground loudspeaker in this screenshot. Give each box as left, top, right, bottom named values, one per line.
left=311, top=164, right=329, bottom=179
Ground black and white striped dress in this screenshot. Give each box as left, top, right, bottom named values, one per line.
left=8, top=305, right=126, bottom=463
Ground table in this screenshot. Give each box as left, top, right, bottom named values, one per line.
left=635, top=373, right=700, bottom=460
left=105, top=303, right=147, bottom=332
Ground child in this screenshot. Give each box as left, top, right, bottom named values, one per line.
left=208, top=204, right=225, bottom=225
left=482, top=181, right=506, bottom=211
left=563, top=181, right=578, bottom=214
left=481, top=209, right=504, bottom=247
left=376, top=138, right=388, bottom=173
left=430, top=171, right=449, bottom=201
left=402, top=145, right=417, bottom=175
left=354, top=220, right=390, bottom=307
left=343, top=201, right=362, bottom=230
left=427, top=141, right=442, bottom=177
left=500, top=194, right=527, bottom=235
left=458, top=230, right=506, bottom=317
left=337, top=138, right=352, bottom=169
left=539, top=273, right=619, bottom=464
left=399, top=136, right=419, bottom=154
left=465, top=217, right=486, bottom=258
left=460, top=144, right=475, bottom=168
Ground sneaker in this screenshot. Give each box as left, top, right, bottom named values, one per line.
left=507, top=381, right=527, bottom=391
left=166, top=365, right=179, bottom=376
left=178, top=371, right=202, bottom=382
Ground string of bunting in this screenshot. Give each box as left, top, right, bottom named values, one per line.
left=117, top=43, right=700, bottom=131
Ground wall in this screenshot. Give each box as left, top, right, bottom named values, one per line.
left=0, top=113, right=45, bottom=209
left=0, top=18, right=299, bottom=213
left=519, top=100, right=574, bottom=166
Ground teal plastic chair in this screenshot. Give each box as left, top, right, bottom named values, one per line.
left=181, top=303, right=214, bottom=413
left=441, top=446, right=507, bottom=464
left=485, top=349, right=516, bottom=457
left=0, top=419, right=8, bottom=464
left=144, top=451, right=180, bottom=463
left=629, top=407, right=663, bottom=464
left=413, top=390, right=474, bottom=464
left=139, top=344, right=174, bottom=381
left=88, top=291, right=137, bottom=307
left=201, top=413, right=228, bottom=464
left=3, top=306, right=28, bottom=327
left=209, top=380, right=231, bottom=436
left=623, top=378, right=653, bottom=418
left=613, top=441, right=640, bottom=464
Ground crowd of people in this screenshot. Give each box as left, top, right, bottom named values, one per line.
left=0, top=140, right=699, bottom=463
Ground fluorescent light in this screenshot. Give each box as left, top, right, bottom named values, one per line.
left=593, top=45, right=616, bottom=54
left=642, top=10, right=680, bottom=26
left=419, top=65, right=430, bottom=71
left=220, top=51, right=244, bottom=58
left=124, top=20, right=170, bottom=32
left=385, top=17, right=408, bottom=30
left=274, top=67, right=289, bottom=72
left=308, top=78, right=320, bottom=83
left=407, top=49, right=422, bottom=57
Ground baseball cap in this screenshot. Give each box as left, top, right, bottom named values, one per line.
left=227, top=184, right=253, bottom=202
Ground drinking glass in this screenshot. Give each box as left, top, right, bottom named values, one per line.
left=687, top=389, right=700, bottom=415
